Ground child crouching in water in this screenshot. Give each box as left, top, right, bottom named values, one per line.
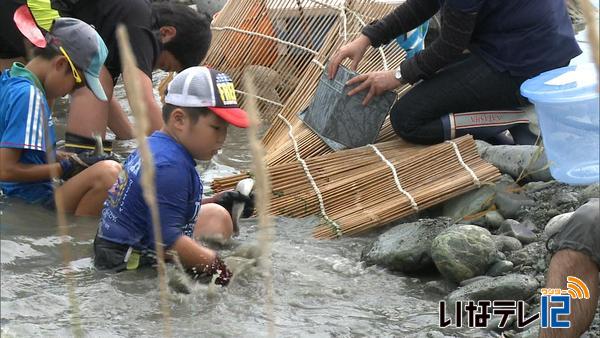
left=0, top=17, right=120, bottom=216
left=94, top=67, right=253, bottom=286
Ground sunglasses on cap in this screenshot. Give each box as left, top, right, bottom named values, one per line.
left=58, top=46, right=83, bottom=86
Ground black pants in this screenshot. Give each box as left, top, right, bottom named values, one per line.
left=390, top=53, right=531, bottom=145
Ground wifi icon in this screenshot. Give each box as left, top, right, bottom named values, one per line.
left=564, top=276, right=590, bottom=300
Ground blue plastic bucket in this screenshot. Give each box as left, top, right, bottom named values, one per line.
left=521, top=63, right=599, bottom=185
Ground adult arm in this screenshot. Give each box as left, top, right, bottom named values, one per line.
left=399, top=2, right=482, bottom=84
left=136, top=68, right=164, bottom=135
left=362, top=0, right=441, bottom=48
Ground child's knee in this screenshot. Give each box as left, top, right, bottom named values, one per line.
left=195, top=204, right=234, bottom=240
left=92, top=160, right=121, bottom=187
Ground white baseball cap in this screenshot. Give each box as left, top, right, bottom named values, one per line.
left=165, top=66, right=249, bottom=128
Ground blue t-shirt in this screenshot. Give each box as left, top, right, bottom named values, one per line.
left=99, top=131, right=203, bottom=251
left=0, top=64, right=55, bottom=203
left=444, top=0, right=581, bottom=77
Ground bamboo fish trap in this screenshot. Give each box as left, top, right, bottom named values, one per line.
left=204, top=0, right=409, bottom=124
left=213, top=135, right=501, bottom=238
left=209, top=1, right=502, bottom=238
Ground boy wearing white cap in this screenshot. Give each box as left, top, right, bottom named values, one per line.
left=0, top=17, right=120, bottom=216
left=95, top=67, right=253, bottom=286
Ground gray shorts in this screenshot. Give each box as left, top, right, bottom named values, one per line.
left=549, top=198, right=600, bottom=266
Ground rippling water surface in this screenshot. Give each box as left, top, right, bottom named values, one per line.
left=1, top=72, right=491, bottom=337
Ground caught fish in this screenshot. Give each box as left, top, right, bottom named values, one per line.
left=231, top=178, right=254, bottom=236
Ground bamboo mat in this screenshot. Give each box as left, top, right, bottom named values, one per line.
left=213, top=135, right=501, bottom=238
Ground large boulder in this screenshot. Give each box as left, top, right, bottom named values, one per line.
left=476, top=142, right=552, bottom=181
left=543, top=212, right=574, bottom=239
left=447, top=273, right=539, bottom=303
left=431, top=225, right=497, bottom=282
left=362, top=219, right=450, bottom=272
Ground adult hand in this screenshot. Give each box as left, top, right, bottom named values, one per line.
left=328, top=34, right=371, bottom=79
left=214, top=190, right=255, bottom=218
left=346, top=70, right=405, bottom=106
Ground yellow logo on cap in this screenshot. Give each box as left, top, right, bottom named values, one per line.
left=217, top=82, right=237, bottom=105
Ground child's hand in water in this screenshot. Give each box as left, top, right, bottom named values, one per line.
left=188, top=255, right=233, bottom=286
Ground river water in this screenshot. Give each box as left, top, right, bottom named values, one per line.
left=0, top=72, right=493, bottom=337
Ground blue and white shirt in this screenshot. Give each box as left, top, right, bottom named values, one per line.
left=99, top=131, right=203, bottom=251
left=0, top=63, right=55, bottom=203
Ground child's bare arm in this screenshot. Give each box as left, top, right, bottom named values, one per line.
left=170, top=235, right=217, bottom=268
left=0, top=148, right=62, bottom=182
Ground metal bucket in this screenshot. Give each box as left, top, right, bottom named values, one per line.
left=299, top=65, right=397, bottom=150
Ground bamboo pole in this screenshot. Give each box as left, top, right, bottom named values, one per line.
left=116, top=25, right=172, bottom=337
left=244, top=73, right=276, bottom=337
left=44, top=114, right=83, bottom=337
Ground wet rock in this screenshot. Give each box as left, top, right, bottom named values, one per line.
left=442, top=186, right=496, bottom=222
left=484, top=211, right=505, bottom=230
left=476, top=143, right=553, bottom=181
left=487, top=260, right=514, bottom=277
left=493, top=235, right=523, bottom=253
left=424, top=280, right=455, bottom=295
left=543, top=212, right=574, bottom=239
left=507, top=242, right=547, bottom=269
left=580, top=183, right=600, bottom=202
left=460, top=275, right=493, bottom=287
left=499, top=219, right=537, bottom=244
left=515, top=326, right=540, bottom=338
left=551, top=191, right=579, bottom=206
left=361, top=218, right=450, bottom=272
left=495, top=191, right=535, bottom=218
left=523, top=181, right=555, bottom=193
left=431, top=225, right=496, bottom=282
left=447, top=274, right=539, bottom=304
left=487, top=315, right=516, bottom=332
left=408, top=331, right=445, bottom=338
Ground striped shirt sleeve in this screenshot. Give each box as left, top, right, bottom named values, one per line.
left=0, top=84, right=48, bottom=152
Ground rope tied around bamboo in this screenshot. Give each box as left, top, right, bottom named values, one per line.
left=277, top=113, right=343, bottom=237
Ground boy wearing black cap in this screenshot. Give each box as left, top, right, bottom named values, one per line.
left=0, top=17, right=121, bottom=216
left=94, top=67, right=253, bottom=286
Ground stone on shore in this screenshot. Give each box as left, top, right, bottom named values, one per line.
left=431, top=225, right=496, bottom=283
left=543, top=212, right=574, bottom=239
left=495, top=191, right=535, bottom=218
left=447, top=273, right=539, bottom=304
left=442, top=186, right=496, bottom=222
left=361, top=219, right=450, bottom=272
left=499, top=219, right=537, bottom=244
left=476, top=142, right=553, bottom=182
left=493, top=235, right=523, bottom=253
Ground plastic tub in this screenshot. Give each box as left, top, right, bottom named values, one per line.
left=521, top=63, right=599, bottom=185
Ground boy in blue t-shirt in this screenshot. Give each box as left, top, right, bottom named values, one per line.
left=0, top=17, right=121, bottom=216
left=95, top=67, right=253, bottom=286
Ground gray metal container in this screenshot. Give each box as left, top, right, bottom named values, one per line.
left=299, top=65, right=397, bottom=150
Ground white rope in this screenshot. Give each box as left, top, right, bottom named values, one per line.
left=368, top=144, right=419, bottom=211
left=212, top=26, right=319, bottom=55
left=340, top=5, right=348, bottom=42
left=311, top=59, right=325, bottom=69
left=277, top=113, right=343, bottom=237
left=235, top=89, right=284, bottom=107
left=445, top=141, right=481, bottom=188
